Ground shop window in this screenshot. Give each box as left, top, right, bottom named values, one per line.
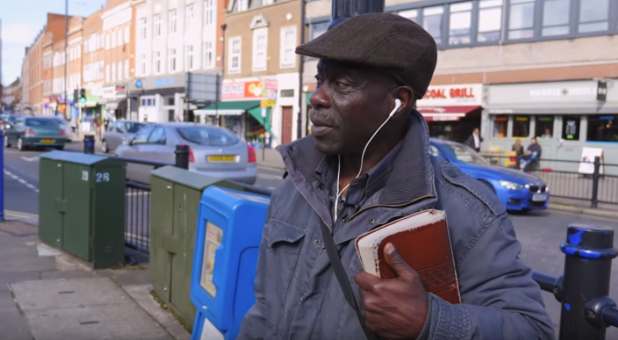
left=579, top=0, right=609, bottom=33
left=512, top=115, right=530, bottom=137
left=508, top=0, right=535, bottom=40
left=587, top=115, right=618, bottom=142
left=542, top=0, right=571, bottom=36
left=562, top=116, right=580, bottom=141
left=166, top=96, right=175, bottom=106
left=493, top=115, right=508, bottom=138
left=398, top=9, right=419, bottom=22
left=535, top=116, right=554, bottom=138
left=478, top=0, right=503, bottom=43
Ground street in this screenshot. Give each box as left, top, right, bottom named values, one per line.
left=3, top=144, right=618, bottom=337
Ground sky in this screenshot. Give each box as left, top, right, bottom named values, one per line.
left=1, top=0, right=106, bottom=86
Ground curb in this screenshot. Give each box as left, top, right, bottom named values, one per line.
left=257, top=163, right=285, bottom=172
left=4, top=210, right=39, bottom=225
left=549, top=203, right=618, bottom=220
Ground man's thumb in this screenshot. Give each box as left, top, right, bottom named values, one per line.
left=384, top=243, right=414, bottom=279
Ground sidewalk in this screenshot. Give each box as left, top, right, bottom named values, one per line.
left=0, top=217, right=190, bottom=340
left=256, top=147, right=284, bottom=170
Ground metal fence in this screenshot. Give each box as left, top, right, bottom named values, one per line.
left=484, top=155, right=618, bottom=208
left=125, top=180, right=151, bottom=253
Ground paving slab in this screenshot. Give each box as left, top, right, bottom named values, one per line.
left=0, top=307, right=35, bottom=340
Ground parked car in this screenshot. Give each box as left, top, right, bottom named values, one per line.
left=3, top=116, right=71, bottom=151
left=114, top=123, right=257, bottom=184
left=101, top=120, right=145, bottom=153
left=0, top=113, right=19, bottom=132
left=429, top=138, right=549, bottom=212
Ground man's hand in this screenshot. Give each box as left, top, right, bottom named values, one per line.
left=354, top=243, right=428, bottom=339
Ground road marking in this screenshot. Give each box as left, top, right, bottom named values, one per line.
left=4, top=170, right=39, bottom=193
left=258, top=172, right=284, bottom=180
left=20, top=156, right=39, bottom=162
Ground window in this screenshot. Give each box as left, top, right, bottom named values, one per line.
left=166, top=96, right=175, bottom=105
left=280, top=26, right=296, bottom=68
left=204, top=41, right=214, bottom=69
left=140, top=54, right=147, bottom=75
left=169, top=48, right=177, bottom=72
left=106, top=65, right=111, bottom=82
left=543, top=0, right=571, bottom=36
left=186, top=4, right=195, bottom=21
left=235, top=0, right=248, bottom=12
left=398, top=9, right=418, bottom=22
left=229, top=36, right=241, bottom=74
left=587, top=115, right=618, bottom=142
left=535, top=116, right=554, bottom=138
left=148, top=127, right=166, bottom=144
left=250, top=0, right=263, bottom=8
left=204, top=0, right=215, bottom=26
left=154, top=51, right=162, bottom=73
left=133, top=125, right=154, bottom=144
left=579, top=0, right=609, bottom=33
left=513, top=115, right=530, bottom=137
left=153, top=14, right=161, bottom=37
left=124, top=60, right=129, bottom=79
left=186, top=45, right=194, bottom=70
left=423, top=6, right=444, bottom=44
left=252, top=28, right=268, bottom=71
left=169, top=9, right=177, bottom=34
left=111, top=63, right=117, bottom=82
left=478, top=0, right=503, bottom=42
left=449, top=2, right=472, bottom=45
left=140, top=17, right=147, bottom=39
left=508, top=0, right=535, bottom=40
left=494, top=115, right=508, bottom=137
left=562, top=116, right=580, bottom=140
left=310, top=21, right=329, bottom=40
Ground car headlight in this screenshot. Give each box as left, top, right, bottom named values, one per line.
left=499, top=180, right=523, bottom=191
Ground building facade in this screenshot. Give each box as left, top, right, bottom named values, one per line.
left=1, top=78, right=22, bottom=112
left=131, top=0, right=225, bottom=123
left=304, top=0, right=618, bottom=163
left=210, top=0, right=302, bottom=146
left=81, top=10, right=106, bottom=120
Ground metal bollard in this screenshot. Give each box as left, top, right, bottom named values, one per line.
left=175, top=144, right=190, bottom=169
left=0, top=129, right=4, bottom=221
left=83, top=134, right=95, bottom=154
left=559, top=225, right=617, bottom=340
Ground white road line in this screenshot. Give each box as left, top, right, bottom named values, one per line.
left=20, top=156, right=39, bottom=162
left=258, top=173, right=284, bottom=180
left=4, top=169, right=39, bottom=193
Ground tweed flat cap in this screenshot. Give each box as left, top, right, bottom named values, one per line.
left=296, top=13, right=437, bottom=99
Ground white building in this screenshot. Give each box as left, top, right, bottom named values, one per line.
left=131, top=0, right=220, bottom=123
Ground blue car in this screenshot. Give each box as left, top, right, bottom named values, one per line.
left=430, top=139, right=549, bottom=212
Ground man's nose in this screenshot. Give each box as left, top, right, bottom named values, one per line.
left=310, top=85, right=330, bottom=109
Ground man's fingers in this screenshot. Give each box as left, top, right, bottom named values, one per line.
left=355, top=272, right=381, bottom=291
left=384, top=243, right=415, bottom=280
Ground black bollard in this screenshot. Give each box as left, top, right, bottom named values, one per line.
left=175, top=144, right=190, bottom=169
left=559, top=225, right=617, bottom=340
left=83, top=135, right=95, bottom=154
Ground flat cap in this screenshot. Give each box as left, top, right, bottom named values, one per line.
left=296, top=13, right=437, bottom=99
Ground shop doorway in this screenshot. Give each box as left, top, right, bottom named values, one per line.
left=282, top=106, right=293, bottom=145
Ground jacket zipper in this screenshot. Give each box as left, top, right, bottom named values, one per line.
left=345, top=193, right=435, bottom=222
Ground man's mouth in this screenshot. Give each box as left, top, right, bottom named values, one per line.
left=311, top=125, right=335, bottom=137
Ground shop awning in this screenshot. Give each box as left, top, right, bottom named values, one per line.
left=417, top=105, right=481, bottom=122
left=195, top=100, right=260, bottom=116
left=248, top=106, right=272, bottom=132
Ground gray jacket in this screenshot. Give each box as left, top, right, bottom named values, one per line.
left=239, top=112, right=554, bottom=340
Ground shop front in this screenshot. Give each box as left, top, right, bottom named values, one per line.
left=484, top=79, right=618, bottom=167
left=417, top=84, right=483, bottom=143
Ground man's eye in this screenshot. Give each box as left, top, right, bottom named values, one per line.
left=335, top=80, right=351, bottom=88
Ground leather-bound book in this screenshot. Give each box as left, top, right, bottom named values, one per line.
left=355, top=209, right=461, bottom=304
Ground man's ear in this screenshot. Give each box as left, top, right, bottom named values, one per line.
left=393, top=86, right=416, bottom=113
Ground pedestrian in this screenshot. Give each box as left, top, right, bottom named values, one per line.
left=512, top=138, right=524, bottom=168
left=239, top=13, right=553, bottom=340
left=520, top=136, right=543, bottom=172
left=465, top=127, right=483, bottom=152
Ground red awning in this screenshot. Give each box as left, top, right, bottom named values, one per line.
left=417, top=105, right=481, bottom=122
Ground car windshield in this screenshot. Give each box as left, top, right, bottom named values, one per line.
left=122, top=122, right=144, bottom=133
left=177, top=126, right=239, bottom=146
left=25, top=118, right=61, bottom=128
left=446, top=143, right=490, bottom=165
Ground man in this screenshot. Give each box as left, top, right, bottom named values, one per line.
left=521, top=137, right=542, bottom=172
left=465, top=128, right=483, bottom=152
left=239, top=13, right=553, bottom=339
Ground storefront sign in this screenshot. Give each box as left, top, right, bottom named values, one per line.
left=488, top=80, right=601, bottom=109
left=578, top=147, right=604, bottom=175
left=223, top=78, right=278, bottom=100
left=417, top=84, right=483, bottom=106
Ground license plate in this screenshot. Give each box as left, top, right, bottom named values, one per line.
left=207, top=154, right=237, bottom=163
left=41, top=139, right=55, bottom=145
left=532, top=193, right=548, bottom=202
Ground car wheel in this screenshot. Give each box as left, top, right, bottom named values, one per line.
left=17, top=138, right=26, bottom=151
left=3, top=135, right=10, bottom=148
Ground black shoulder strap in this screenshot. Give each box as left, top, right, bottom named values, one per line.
left=318, top=222, right=378, bottom=340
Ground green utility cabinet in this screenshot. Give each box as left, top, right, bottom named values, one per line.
left=39, top=151, right=125, bottom=269
left=150, top=166, right=238, bottom=330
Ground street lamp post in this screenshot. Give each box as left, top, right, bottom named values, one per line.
left=64, top=0, right=69, bottom=119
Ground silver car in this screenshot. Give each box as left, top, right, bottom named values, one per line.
left=102, top=120, right=145, bottom=153
left=115, top=122, right=257, bottom=184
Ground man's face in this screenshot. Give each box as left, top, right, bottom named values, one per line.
left=309, top=59, right=395, bottom=155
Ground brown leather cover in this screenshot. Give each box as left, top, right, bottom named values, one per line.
left=377, top=219, right=461, bottom=304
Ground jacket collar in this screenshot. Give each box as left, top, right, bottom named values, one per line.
left=278, top=110, right=436, bottom=225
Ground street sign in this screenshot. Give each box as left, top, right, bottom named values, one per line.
left=260, top=99, right=275, bottom=109
left=135, top=79, right=143, bottom=89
